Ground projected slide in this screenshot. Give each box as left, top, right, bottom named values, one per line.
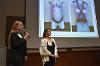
left=39, top=0, right=99, bottom=37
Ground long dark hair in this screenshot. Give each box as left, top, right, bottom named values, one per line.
left=43, top=28, right=51, bottom=38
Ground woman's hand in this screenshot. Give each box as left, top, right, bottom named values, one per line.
left=25, top=56, right=28, bottom=62
left=24, top=32, right=30, bottom=40
left=51, top=54, right=55, bottom=57
left=51, top=54, right=59, bottom=58
left=54, top=55, right=59, bottom=58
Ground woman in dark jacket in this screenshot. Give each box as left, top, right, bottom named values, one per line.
left=9, top=21, right=30, bottom=66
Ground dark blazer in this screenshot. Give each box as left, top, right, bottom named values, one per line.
left=10, top=32, right=27, bottom=56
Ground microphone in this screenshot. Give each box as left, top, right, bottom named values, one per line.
left=22, top=28, right=30, bottom=38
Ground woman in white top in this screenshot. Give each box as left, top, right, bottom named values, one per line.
left=40, top=28, right=59, bottom=66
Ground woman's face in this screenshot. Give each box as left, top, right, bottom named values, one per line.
left=16, top=22, right=24, bottom=31
left=46, top=29, right=51, bottom=37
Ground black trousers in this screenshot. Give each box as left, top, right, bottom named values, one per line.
left=44, top=61, right=55, bottom=66
left=44, top=56, right=55, bottom=66
left=9, top=53, right=25, bottom=66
